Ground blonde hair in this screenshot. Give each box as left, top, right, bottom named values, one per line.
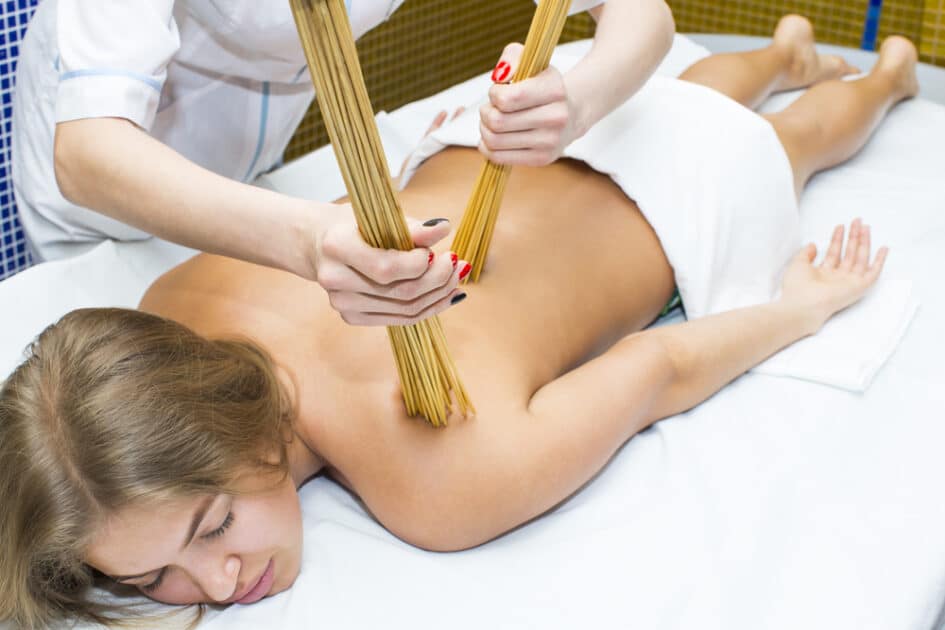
left=0, top=308, right=295, bottom=629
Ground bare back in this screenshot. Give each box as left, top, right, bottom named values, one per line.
left=140, top=147, right=675, bottom=539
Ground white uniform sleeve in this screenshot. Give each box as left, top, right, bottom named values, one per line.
left=535, top=0, right=605, bottom=16
left=55, top=0, right=180, bottom=130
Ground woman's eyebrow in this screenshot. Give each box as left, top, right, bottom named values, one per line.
left=109, top=494, right=218, bottom=582
left=180, top=494, right=218, bottom=551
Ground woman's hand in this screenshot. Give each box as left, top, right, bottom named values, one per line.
left=312, top=211, right=468, bottom=326
left=780, top=219, right=889, bottom=332
left=478, top=43, right=583, bottom=167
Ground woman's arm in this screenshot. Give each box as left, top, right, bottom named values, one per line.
left=480, top=0, right=675, bottom=166
left=355, top=222, right=885, bottom=551
left=54, top=117, right=464, bottom=325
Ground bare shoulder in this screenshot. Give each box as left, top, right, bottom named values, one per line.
left=302, top=375, right=528, bottom=550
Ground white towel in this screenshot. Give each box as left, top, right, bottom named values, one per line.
left=399, top=49, right=918, bottom=392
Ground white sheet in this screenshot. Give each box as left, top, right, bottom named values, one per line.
left=2, top=36, right=944, bottom=630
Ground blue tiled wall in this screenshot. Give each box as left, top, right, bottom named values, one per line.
left=0, top=0, right=38, bottom=281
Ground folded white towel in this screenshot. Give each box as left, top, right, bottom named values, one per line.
left=754, top=276, right=919, bottom=391
left=399, top=48, right=918, bottom=393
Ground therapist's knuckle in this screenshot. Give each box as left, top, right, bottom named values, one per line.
left=318, top=267, right=343, bottom=290
left=486, top=108, right=505, bottom=131
left=371, top=258, right=398, bottom=284
left=549, top=79, right=567, bottom=103
left=493, top=91, right=516, bottom=113
left=549, top=106, right=569, bottom=129
left=404, top=300, right=428, bottom=318
left=480, top=125, right=497, bottom=147
left=390, top=280, right=419, bottom=302
left=340, top=310, right=364, bottom=326
left=437, top=261, right=456, bottom=285
left=536, top=134, right=557, bottom=151
left=328, top=290, right=348, bottom=311
left=320, top=234, right=346, bottom=260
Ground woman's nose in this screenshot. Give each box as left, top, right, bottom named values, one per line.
left=194, top=554, right=241, bottom=603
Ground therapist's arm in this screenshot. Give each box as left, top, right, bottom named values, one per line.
left=54, top=117, right=466, bottom=326
left=568, top=0, right=675, bottom=139
left=480, top=0, right=674, bottom=166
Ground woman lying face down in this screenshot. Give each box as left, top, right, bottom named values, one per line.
left=0, top=17, right=919, bottom=628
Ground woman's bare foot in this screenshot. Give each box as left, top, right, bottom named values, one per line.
left=772, top=15, right=859, bottom=91
left=872, top=36, right=920, bottom=100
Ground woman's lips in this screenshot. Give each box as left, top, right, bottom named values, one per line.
left=230, top=558, right=275, bottom=605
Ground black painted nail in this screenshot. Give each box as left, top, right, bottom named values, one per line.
left=450, top=292, right=467, bottom=305
left=423, top=218, right=450, bottom=227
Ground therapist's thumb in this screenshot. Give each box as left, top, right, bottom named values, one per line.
left=408, top=217, right=452, bottom=248
left=492, top=43, right=524, bottom=84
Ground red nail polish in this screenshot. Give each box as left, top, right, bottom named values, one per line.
left=492, top=61, right=511, bottom=83
left=450, top=253, right=458, bottom=268
left=428, top=251, right=435, bottom=266
left=459, top=263, right=472, bottom=280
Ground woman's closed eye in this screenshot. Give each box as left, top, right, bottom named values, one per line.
left=204, top=511, right=234, bottom=539
left=138, top=511, right=235, bottom=592
left=141, top=568, right=166, bottom=593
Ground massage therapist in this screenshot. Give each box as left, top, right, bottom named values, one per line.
left=12, top=0, right=673, bottom=325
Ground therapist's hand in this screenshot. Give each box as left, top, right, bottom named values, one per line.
left=312, top=209, right=468, bottom=326
left=479, top=43, right=584, bottom=167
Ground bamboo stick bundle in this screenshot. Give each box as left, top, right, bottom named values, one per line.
left=289, top=0, right=472, bottom=426
left=452, top=0, right=574, bottom=282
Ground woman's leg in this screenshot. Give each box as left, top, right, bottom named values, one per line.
left=677, top=15, right=857, bottom=110
left=762, top=37, right=919, bottom=192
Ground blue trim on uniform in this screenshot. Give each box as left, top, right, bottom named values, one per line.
left=244, top=81, right=271, bottom=182
left=861, top=0, right=883, bottom=51
left=59, top=68, right=162, bottom=92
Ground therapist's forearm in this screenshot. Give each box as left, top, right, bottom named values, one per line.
left=54, top=117, right=325, bottom=279
left=567, top=0, right=675, bottom=136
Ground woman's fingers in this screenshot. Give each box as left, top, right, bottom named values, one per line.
left=423, top=110, right=448, bottom=137
left=866, top=246, right=889, bottom=283
left=854, top=224, right=872, bottom=274
left=823, top=224, right=844, bottom=268
left=840, top=219, right=862, bottom=271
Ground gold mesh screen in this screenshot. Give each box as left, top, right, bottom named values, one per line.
left=922, top=0, right=945, bottom=63
left=668, top=0, right=935, bottom=61
left=286, top=0, right=942, bottom=160
left=285, top=0, right=595, bottom=160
